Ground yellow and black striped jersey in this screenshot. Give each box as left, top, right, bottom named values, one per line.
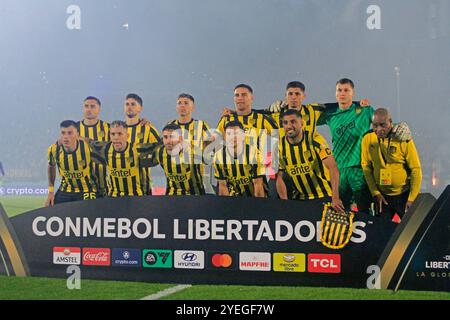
left=148, top=145, right=205, bottom=196
left=213, top=144, right=267, bottom=197
left=269, top=104, right=324, bottom=138
left=216, top=110, right=278, bottom=153
left=127, top=122, right=161, bottom=194
left=47, top=140, right=98, bottom=193
left=167, top=119, right=211, bottom=151
left=127, top=122, right=160, bottom=145
left=279, top=132, right=333, bottom=200
left=77, top=120, right=110, bottom=142
left=77, top=120, right=110, bottom=194
left=91, top=142, right=151, bottom=197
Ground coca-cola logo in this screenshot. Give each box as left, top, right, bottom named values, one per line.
left=82, top=248, right=111, bottom=266
left=84, top=251, right=109, bottom=262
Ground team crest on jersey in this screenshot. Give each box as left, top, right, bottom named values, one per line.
left=389, top=146, right=397, bottom=154
left=303, top=114, right=309, bottom=123
left=304, top=150, right=312, bottom=161
left=249, top=119, right=257, bottom=126
left=355, top=107, right=362, bottom=114
left=137, top=132, right=144, bottom=140
left=78, top=160, right=86, bottom=167
left=98, top=131, right=105, bottom=138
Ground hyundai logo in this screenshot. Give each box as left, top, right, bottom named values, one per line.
left=182, top=253, right=197, bottom=262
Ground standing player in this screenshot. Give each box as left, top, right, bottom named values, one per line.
left=216, top=84, right=278, bottom=149
left=45, top=120, right=98, bottom=206
left=146, top=123, right=206, bottom=195
left=77, top=96, right=110, bottom=197
left=217, top=84, right=278, bottom=195
left=317, top=79, right=374, bottom=213
left=214, top=121, right=267, bottom=197
left=166, top=93, right=214, bottom=192
left=124, top=93, right=160, bottom=194
left=276, top=110, right=344, bottom=212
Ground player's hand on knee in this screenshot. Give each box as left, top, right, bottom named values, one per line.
left=45, top=193, right=55, bottom=207
left=332, top=197, right=345, bottom=213
left=374, top=194, right=388, bottom=214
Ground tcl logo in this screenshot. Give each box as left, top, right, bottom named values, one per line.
left=307, top=254, right=341, bottom=273
left=82, top=248, right=111, bottom=266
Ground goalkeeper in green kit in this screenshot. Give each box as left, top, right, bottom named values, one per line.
left=317, top=78, right=411, bottom=214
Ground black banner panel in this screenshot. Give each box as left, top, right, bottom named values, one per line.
left=1, top=190, right=449, bottom=291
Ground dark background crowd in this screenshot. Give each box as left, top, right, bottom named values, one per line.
left=0, top=0, right=448, bottom=197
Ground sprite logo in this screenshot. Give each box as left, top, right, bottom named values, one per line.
left=142, top=249, right=172, bottom=268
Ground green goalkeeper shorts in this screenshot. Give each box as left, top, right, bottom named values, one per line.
left=339, top=166, right=372, bottom=214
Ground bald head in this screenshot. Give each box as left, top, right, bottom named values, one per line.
left=372, top=108, right=393, bottom=138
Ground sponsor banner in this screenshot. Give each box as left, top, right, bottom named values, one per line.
left=273, top=253, right=305, bottom=273
left=53, top=247, right=81, bottom=265
left=239, top=252, right=271, bottom=271
left=142, top=249, right=172, bottom=268
left=4, top=192, right=447, bottom=290
left=112, top=248, right=140, bottom=267
left=206, top=252, right=237, bottom=270
left=308, top=254, right=341, bottom=274
left=82, top=248, right=111, bottom=266
left=174, top=250, right=204, bottom=269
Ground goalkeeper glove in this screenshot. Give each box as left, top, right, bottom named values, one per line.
left=392, top=122, right=412, bottom=141
left=267, top=100, right=287, bottom=113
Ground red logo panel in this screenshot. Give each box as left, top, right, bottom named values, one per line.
left=82, top=248, right=111, bottom=266
left=307, top=254, right=341, bottom=273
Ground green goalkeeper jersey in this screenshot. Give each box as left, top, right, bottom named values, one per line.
left=318, top=103, right=373, bottom=170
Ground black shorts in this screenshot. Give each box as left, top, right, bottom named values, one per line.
left=54, top=191, right=99, bottom=204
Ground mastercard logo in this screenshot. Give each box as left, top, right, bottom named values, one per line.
left=211, top=254, right=233, bottom=268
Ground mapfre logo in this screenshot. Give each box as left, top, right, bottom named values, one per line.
left=308, top=254, right=341, bottom=273
left=53, top=247, right=81, bottom=265
left=82, top=248, right=111, bottom=266
left=239, top=252, right=271, bottom=271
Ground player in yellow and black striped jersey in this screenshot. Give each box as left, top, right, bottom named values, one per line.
left=261, top=82, right=324, bottom=138
left=214, top=121, right=267, bottom=197
left=276, top=109, right=345, bottom=212
left=45, top=120, right=99, bottom=206
left=89, top=121, right=159, bottom=197
left=77, top=96, right=110, bottom=196
left=167, top=93, right=212, bottom=156
left=123, top=93, right=161, bottom=195
left=216, top=84, right=278, bottom=151
left=145, top=123, right=205, bottom=195
left=167, top=93, right=214, bottom=192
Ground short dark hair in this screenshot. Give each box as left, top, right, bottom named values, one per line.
left=286, top=81, right=306, bottom=92
left=60, top=120, right=78, bottom=129
left=224, top=120, right=244, bottom=131
left=162, top=123, right=181, bottom=132
left=84, top=96, right=101, bottom=106
left=234, top=84, right=253, bottom=94
left=110, top=120, right=128, bottom=129
left=336, top=78, right=355, bottom=88
left=126, top=93, right=143, bottom=106
left=178, top=93, right=195, bottom=103
left=281, top=109, right=302, bottom=119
